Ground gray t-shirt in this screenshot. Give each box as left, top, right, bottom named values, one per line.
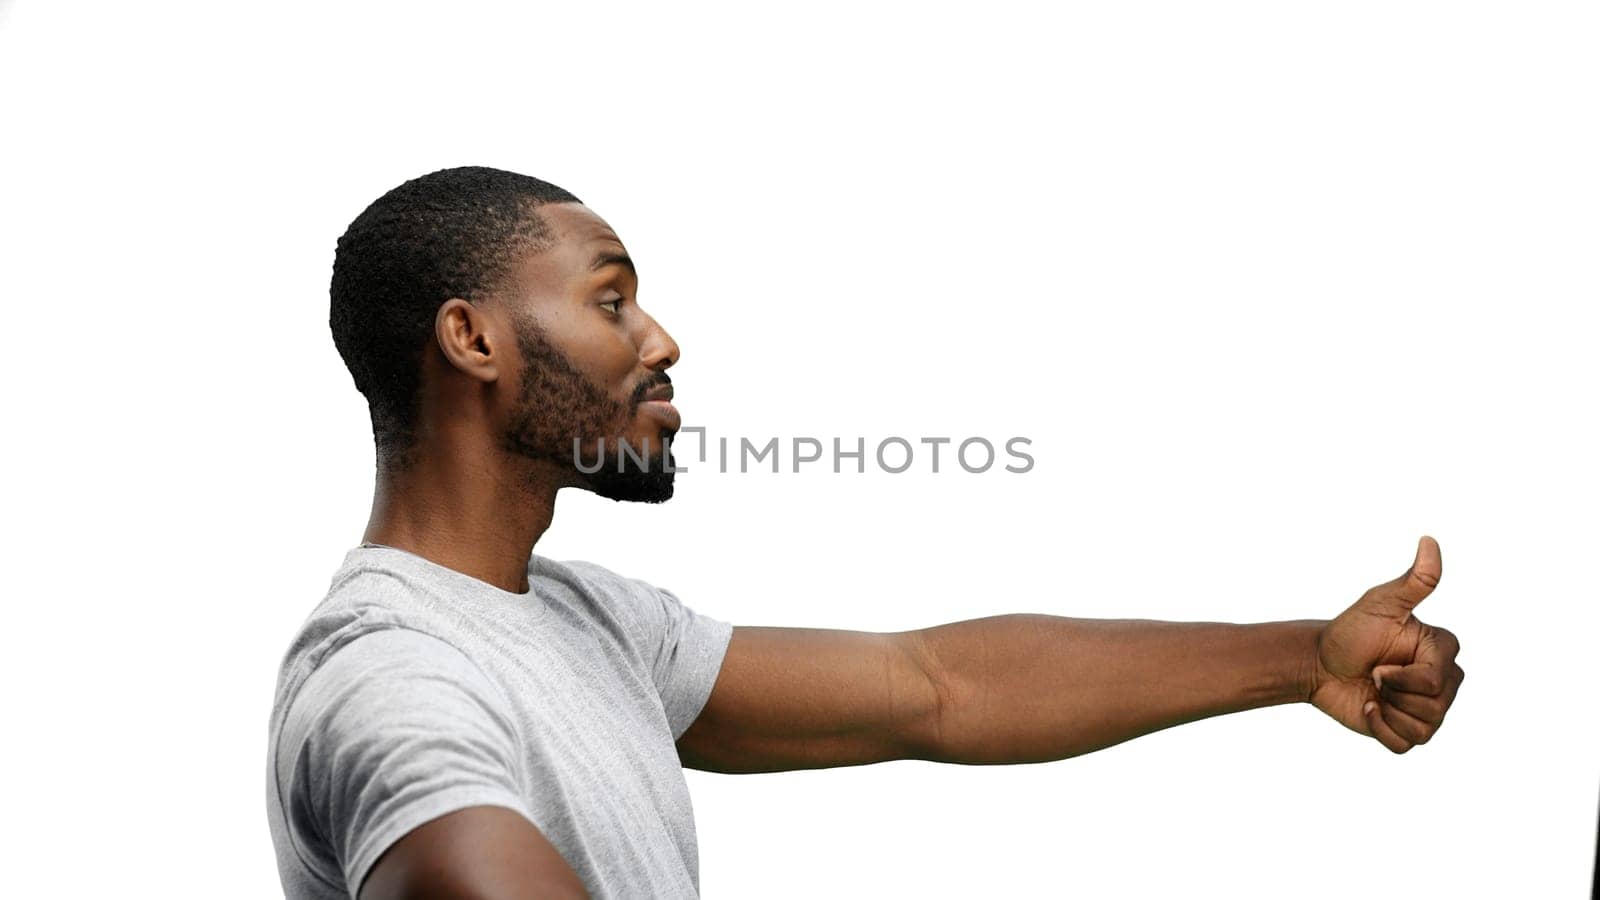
left=264, top=544, right=734, bottom=899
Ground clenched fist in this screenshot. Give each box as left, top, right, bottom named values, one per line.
left=1310, top=536, right=1465, bottom=753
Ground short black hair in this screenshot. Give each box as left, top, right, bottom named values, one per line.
left=330, top=166, right=581, bottom=467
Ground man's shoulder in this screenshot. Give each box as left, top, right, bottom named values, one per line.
left=535, top=556, right=668, bottom=613
left=269, top=550, right=465, bottom=739
left=533, top=557, right=698, bottom=665
left=283, top=552, right=454, bottom=667
left=537, top=554, right=636, bottom=586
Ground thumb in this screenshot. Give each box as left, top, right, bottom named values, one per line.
left=1364, top=535, right=1442, bottom=618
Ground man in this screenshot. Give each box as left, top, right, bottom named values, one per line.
left=265, top=166, right=1465, bottom=899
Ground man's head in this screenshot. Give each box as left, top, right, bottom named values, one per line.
left=330, top=166, right=681, bottom=501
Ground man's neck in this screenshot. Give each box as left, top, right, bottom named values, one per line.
left=361, top=450, right=562, bottom=595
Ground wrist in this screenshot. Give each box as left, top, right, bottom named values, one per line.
left=1292, top=619, right=1329, bottom=703
left=1234, top=619, right=1329, bottom=708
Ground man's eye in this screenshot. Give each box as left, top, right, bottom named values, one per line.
left=599, top=299, right=622, bottom=315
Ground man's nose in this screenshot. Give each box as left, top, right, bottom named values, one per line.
left=637, top=313, right=679, bottom=371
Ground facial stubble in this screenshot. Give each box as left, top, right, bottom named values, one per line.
left=503, top=316, right=677, bottom=502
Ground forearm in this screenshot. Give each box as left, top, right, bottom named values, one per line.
left=910, top=615, right=1325, bottom=765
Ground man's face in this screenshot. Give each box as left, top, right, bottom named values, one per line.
left=495, top=203, right=681, bottom=502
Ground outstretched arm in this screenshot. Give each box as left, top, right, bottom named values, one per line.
left=676, top=537, right=1463, bottom=773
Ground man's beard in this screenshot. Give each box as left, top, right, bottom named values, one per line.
left=503, top=317, right=677, bottom=503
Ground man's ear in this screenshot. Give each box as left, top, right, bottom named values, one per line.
left=434, top=298, right=504, bottom=384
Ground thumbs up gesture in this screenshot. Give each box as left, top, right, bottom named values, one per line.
left=1310, top=536, right=1465, bottom=752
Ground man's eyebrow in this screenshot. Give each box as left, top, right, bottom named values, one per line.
left=589, top=251, right=636, bottom=277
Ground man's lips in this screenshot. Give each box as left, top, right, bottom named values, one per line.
left=638, top=385, right=680, bottom=432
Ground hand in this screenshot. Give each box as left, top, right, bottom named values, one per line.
left=1309, top=536, right=1465, bottom=753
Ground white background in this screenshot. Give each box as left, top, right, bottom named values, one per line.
left=2, top=1, right=1595, bottom=896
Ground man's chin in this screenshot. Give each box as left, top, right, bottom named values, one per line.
left=566, top=433, right=678, bottom=502
left=581, top=468, right=676, bottom=503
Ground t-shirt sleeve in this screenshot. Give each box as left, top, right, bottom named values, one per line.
left=632, top=582, right=735, bottom=740
left=278, top=627, right=537, bottom=897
